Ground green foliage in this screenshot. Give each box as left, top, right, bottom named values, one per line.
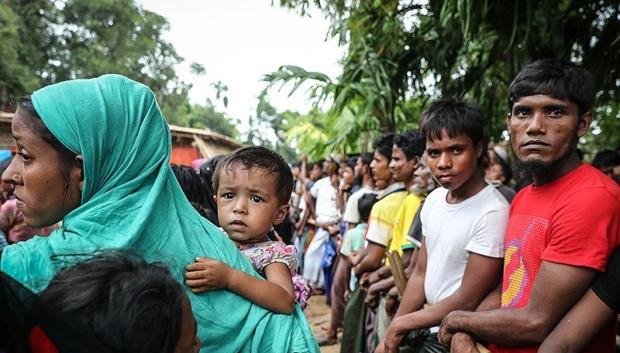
left=0, top=0, right=242, bottom=142
left=0, top=2, right=42, bottom=104
left=1, top=0, right=184, bottom=108
left=244, top=95, right=300, bottom=162
left=273, top=0, right=620, bottom=156
left=186, top=104, right=239, bottom=139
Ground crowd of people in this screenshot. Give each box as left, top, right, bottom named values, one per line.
left=0, top=59, right=618, bottom=353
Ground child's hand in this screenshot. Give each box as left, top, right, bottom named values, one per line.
left=185, top=257, right=232, bottom=292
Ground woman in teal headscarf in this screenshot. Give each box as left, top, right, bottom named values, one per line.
left=0, top=74, right=319, bottom=353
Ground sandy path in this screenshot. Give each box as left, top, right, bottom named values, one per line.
left=304, top=294, right=341, bottom=353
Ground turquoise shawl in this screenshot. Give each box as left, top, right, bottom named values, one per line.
left=0, top=75, right=318, bottom=353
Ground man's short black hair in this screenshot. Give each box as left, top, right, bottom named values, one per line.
left=508, top=59, right=595, bottom=116
left=420, top=98, right=486, bottom=159
left=345, top=156, right=357, bottom=170
left=358, top=193, right=378, bottom=223
left=359, top=152, right=373, bottom=167
left=373, top=133, right=396, bottom=160
left=394, top=130, right=425, bottom=160
left=213, top=146, right=293, bottom=205
left=592, top=150, right=620, bottom=169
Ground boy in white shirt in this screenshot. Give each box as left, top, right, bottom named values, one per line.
left=376, top=98, right=509, bottom=353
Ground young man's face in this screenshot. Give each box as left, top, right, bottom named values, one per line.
left=370, top=150, right=393, bottom=187
left=507, top=94, right=590, bottom=171
left=426, top=130, right=481, bottom=191
left=309, top=164, right=322, bottom=180
left=354, top=157, right=366, bottom=178
left=389, top=145, right=417, bottom=184
left=342, top=166, right=355, bottom=186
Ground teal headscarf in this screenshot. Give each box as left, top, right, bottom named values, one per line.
left=0, top=75, right=319, bottom=353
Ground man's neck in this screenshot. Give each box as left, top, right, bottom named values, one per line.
left=446, top=171, right=487, bottom=204
left=362, top=174, right=375, bottom=189
left=533, top=153, right=582, bottom=186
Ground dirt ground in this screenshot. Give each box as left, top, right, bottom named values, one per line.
left=304, top=294, right=341, bottom=353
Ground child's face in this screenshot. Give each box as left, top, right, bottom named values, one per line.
left=426, top=129, right=481, bottom=192
left=215, top=166, right=288, bottom=243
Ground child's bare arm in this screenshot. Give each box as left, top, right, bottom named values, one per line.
left=185, top=257, right=296, bottom=314
left=237, top=262, right=296, bottom=314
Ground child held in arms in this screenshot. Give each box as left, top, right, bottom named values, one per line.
left=185, top=146, right=310, bottom=313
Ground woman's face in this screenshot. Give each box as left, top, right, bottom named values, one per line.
left=2, top=109, right=83, bottom=227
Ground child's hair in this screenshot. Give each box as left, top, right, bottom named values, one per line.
left=508, top=59, right=594, bottom=117
left=420, top=97, right=487, bottom=164
left=40, top=252, right=186, bottom=353
left=213, top=146, right=293, bottom=205
left=393, top=130, right=425, bottom=160
left=358, top=193, right=378, bottom=223
left=373, top=133, right=396, bottom=160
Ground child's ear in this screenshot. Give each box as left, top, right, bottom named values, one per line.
left=273, top=204, right=290, bottom=225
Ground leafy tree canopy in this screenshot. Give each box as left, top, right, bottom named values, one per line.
left=0, top=0, right=240, bottom=144
left=270, top=0, right=620, bottom=156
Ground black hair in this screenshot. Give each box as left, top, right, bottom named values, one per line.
left=17, top=96, right=80, bottom=194
left=345, top=157, right=357, bottom=170
left=393, top=130, right=425, bottom=160
left=420, top=97, right=487, bottom=163
left=196, top=155, right=224, bottom=226
left=271, top=216, right=294, bottom=245
left=358, top=193, right=378, bottom=223
left=359, top=152, right=373, bottom=167
left=213, top=146, right=293, bottom=205
left=171, top=164, right=210, bottom=206
left=508, top=59, right=595, bottom=117
left=40, top=252, right=186, bottom=353
left=373, top=133, right=396, bottom=160
left=592, top=150, right=620, bottom=169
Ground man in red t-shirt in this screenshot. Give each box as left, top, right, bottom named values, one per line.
left=437, top=59, right=620, bottom=353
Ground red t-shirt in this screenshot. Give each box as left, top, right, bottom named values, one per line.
left=491, top=164, right=620, bottom=353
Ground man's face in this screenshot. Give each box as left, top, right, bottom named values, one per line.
left=342, top=166, right=355, bottom=185
left=389, top=145, right=417, bottom=183
left=508, top=94, right=590, bottom=171
left=426, top=130, right=481, bottom=191
left=309, top=164, right=322, bottom=180
left=354, top=157, right=365, bottom=177
left=370, top=150, right=392, bottom=186
left=413, top=161, right=432, bottom=190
